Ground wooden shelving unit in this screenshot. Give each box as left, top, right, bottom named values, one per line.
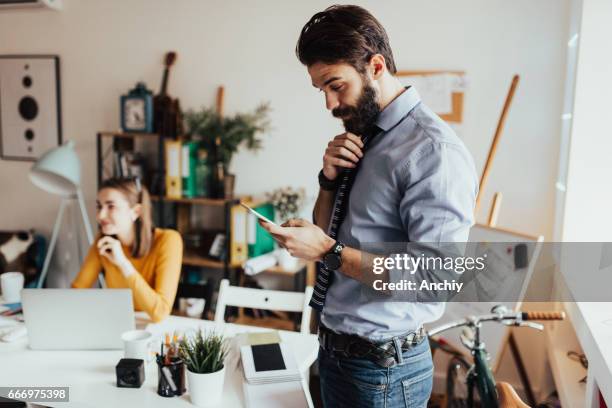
left=182, top=249, right=243, bottom=269
left=96, top=130, right=244, bottom=318
left=151, top=195, right=251, bottom=206
left=263, top=261, right=307, bottom=275
left=182, top=251, right=225, bottom=269
left=96, top=129, right=314, bottom=326
left=98, top=131, right=159, bottom=138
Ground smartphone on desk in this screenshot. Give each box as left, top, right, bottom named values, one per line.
left=240, top=203, right=277, bottom=226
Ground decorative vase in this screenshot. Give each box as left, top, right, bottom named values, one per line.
left=277, top=248, right=300, bottom=270
left=186, top=365, right=226, bottom=407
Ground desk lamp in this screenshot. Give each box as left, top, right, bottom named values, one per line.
left=29, top=141, right=103, bottom=288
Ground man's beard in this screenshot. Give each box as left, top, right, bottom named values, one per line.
left=332, top=82, right=380, bottom=136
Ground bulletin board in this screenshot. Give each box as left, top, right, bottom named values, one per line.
left=395, top=70, right=466, bottom=123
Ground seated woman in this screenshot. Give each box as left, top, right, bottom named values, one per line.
left=72, top=177, right=183, bottom=322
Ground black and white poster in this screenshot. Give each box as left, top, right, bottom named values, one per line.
left=0, top=55, right=62, bottom=161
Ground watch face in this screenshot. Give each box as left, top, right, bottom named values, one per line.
left=324, top=253, right=342, bottom=270
left=124, top=98, right=145, bottom=130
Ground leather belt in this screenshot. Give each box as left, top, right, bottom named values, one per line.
left=318, top=324, right=427, bottom=368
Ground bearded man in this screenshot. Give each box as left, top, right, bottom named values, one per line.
left=260, top=5, right=479, bottom=407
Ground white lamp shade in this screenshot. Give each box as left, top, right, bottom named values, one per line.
left=29, top=140, right=81, bottom=196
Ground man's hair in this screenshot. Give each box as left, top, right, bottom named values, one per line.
left=296, top=5, right=396, bottom=74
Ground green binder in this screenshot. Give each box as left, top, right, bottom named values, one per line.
left=181, top=141, right=198, bottom=198
left=247, top=203, right=275, bottom=258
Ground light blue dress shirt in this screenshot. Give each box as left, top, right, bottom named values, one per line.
left=321, top=86, right=479, bottom=341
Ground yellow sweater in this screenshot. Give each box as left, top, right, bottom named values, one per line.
left=72, top=228, right=183, bottom=322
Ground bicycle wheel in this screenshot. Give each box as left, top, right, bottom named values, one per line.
left=446, top=356, right=472, bottom=408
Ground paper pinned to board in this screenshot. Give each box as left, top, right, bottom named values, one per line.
left=398, top=73, right=466, bottom=115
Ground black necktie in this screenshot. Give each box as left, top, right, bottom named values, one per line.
left=310, top=127, right=379, bottom=311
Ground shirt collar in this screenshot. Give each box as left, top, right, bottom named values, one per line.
left=375, top=86, right=421, bottom=132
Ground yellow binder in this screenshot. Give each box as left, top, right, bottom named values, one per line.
left=230, top=203, right=248, bottom=266
left=165, top=140, right=182, bottom=199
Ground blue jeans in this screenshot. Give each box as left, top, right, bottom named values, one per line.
left=318, top=337, right=433, bottom=408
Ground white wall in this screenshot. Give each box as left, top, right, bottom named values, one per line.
left=0, top=0, right=568, bottom=240
left=0, top=0, right=573, bottom=399
left=560, top=0, right=612, bottom=242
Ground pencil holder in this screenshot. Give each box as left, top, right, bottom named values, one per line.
left=156, top=358, right=186, bottom=397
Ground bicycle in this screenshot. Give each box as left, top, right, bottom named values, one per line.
left=428, top=305, right=565, bottom=408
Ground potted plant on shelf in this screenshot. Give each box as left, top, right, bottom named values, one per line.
left=268, top=186, right=306, bottom=269
left=178, top=329, right=229, bottom=407
left=184, top=102, right=271, bottom=198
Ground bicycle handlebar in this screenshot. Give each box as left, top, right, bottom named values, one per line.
left=427, top=309, right=565, bottom=337
left=522, top=311, right=565, bottom=321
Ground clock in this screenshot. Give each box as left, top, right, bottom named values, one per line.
left=120, top=82, right=153, bottom=133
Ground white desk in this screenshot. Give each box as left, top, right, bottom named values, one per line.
left=0, top=314, right=318, bottom=407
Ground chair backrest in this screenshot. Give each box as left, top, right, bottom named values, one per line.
left=214, top=279, right=314, bottom=334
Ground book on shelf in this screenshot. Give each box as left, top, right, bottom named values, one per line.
left=230, top=204, right=248, bottom=265
left=247, top=203, right=275, bottom=258
left=165, top=140, right=182, bottom=198
left=181, top=141, right=198, bottom=198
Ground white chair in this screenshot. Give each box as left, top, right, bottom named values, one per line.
left=214, top=279, right=314, bottom=334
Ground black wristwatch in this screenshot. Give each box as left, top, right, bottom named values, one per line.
left=322, top=241, right=345, bottom=270
left=318, top=169, right=339, bottom=191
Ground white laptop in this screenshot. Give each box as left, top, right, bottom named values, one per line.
left=22, top=289, right=135, bottom=350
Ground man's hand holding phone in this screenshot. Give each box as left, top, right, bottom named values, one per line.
left=258, top=218, right=335, bottom=262
left=240, top=203, right=277, bottom=225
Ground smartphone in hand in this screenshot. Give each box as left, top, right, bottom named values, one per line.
left=240, top=203, right=277, bottom=226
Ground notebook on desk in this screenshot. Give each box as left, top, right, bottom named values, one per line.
left=241, top=342, right=301, bottom=384
left=22, top=289, right=134, bottom=350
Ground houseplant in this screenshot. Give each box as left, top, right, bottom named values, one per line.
left=268, top=187, right=306, bottom=269
left=184, top=102, right=271, bottom=198
left=178, top=329, right=229, bottom=407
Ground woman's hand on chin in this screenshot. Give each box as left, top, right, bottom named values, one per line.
left=97, top=236, right=131, bottom=273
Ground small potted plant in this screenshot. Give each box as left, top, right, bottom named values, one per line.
left=268, top=187, right=306, bottom=269
left=184, top=102, right=271, bottom=198
left=178, top=329, right=229, bottom=407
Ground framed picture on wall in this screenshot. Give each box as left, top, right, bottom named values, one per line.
left=0, top=55, right=62, bottom=161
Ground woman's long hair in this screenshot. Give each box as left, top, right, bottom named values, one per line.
left=99, top=177, right=153, bottom=258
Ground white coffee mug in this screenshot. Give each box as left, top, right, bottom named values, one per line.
left=1, top=272, right=25, bottom=303
left=121, top=330, right=154, bottom=362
